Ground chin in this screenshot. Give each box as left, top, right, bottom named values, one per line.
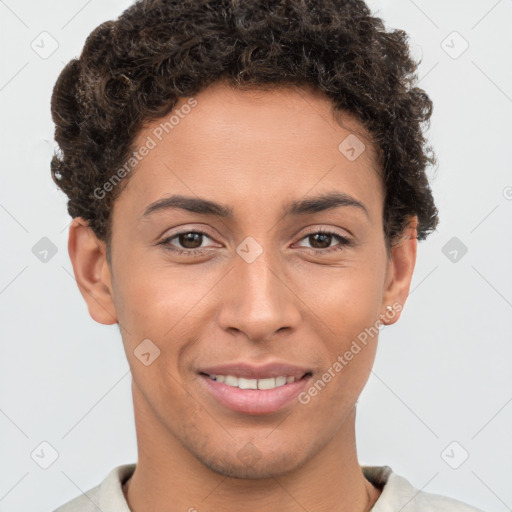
left=196, top=444, right=307, bottom=480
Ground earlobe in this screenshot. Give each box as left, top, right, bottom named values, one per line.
left=381, top=216, right=418, bottom=326
left=68, top=218, right=118, bottom=325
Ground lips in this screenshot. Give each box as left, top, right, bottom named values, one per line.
left=199, top=372, right=312, bottom=414
left=197, top=361, right=313, bottom=414
left=198, top=361, right=311, bottom=380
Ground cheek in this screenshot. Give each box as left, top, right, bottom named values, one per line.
left=111, top=259, right=221, bottom=393
left=112, top=257, right=202, bottom=338
left=112, top=266, right=197, bottom=404
left=299, top=257, right=386, bottom=329
left=300, top=259, right=385, bottom=392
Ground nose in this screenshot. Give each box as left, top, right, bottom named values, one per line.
left=216, top=241, right=301, bottom=343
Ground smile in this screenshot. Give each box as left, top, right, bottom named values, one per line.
left=206, top=374, right=298, bottom=390
left=199, top=372, right=313, bottom=415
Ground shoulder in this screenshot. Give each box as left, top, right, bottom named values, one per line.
left=362, top=465, right=485, bottom=512
left=52, top=464, right=135, bottom=512
left=52, top=485, right=102, bottom=512
left=384, top=472, right=486, bottom=511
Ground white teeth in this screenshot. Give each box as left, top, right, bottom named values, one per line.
left=224, top=375, right=238, bottom=387
left=238, top=377, right=258, bottom=389
left=208, top=374, right=298, bottom=390
left=258, top=377, right=278, bottom=390
left=275, top=376, right=287, bottom=387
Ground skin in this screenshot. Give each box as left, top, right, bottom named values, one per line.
left=68, top=81, right=418, bottom=512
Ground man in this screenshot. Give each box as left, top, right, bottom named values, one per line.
left=51, top=0, right=483, bottom=510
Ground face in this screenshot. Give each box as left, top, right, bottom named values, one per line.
left=74, top=82, right=414, bottom=479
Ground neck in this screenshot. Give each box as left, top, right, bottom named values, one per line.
left=124, top=383, right=381, bottom=512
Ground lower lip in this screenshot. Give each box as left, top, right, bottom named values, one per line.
left=199, top=374, right=312, bottom=415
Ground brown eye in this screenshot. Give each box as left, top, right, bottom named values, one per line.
left=308, top=232, right=332, bottom=249
left=159, top=230, right=216, bottom=256
left=296, top=230, right=352, bottom=253
left=178, top=232, right=204, bottom=249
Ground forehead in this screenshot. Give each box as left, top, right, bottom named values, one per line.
left=120, top=82, right=383, bottom=221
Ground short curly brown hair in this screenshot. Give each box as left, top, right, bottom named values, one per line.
left=51, top=0, right=438, bottom=256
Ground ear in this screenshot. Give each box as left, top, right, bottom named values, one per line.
left=380, top=215, right=418, bottom=326
left=68, top=217, right=118, bottom=325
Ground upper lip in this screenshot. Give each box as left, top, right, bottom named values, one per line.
left=198, top=361, right=312, bottom=380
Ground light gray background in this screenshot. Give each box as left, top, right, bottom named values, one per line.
left=1, top=1, right=511, bottom=511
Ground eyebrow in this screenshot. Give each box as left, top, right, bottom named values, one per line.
left=140, top=191, right=369, bottom=221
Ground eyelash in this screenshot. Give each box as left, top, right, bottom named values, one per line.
left=158, top=228, right=352, bottom=257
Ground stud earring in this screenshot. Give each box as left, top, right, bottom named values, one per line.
left=385, top=305, right=393, bottom=313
